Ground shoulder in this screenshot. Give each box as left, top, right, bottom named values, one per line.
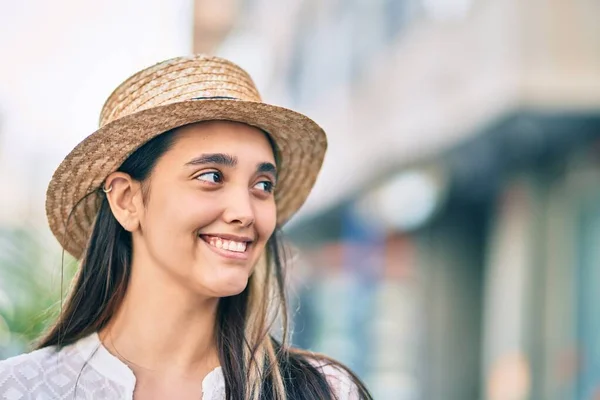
left=0, top=345, right=60, bottom=370
left=0, top=341, right=95, bottom=392
left=1, top=334, right=131, bottom=399
left=0, top=346, right=61, bottom=390
left=306, top=356, right=364, bottom=400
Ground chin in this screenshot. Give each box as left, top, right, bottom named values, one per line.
left=204, top=275, right=250, bottom=298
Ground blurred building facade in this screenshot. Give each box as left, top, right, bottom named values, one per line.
left=218, top=0, right=600, bottom=399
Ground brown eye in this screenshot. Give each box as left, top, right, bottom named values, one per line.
left=196, top=171, right=223, bottom=183
left=254, top=181, right=274, bottom=193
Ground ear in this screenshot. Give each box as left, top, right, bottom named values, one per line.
left=103, top=172, right=144, bottom=232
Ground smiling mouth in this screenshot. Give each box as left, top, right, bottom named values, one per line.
left=199, top=235, right=252, bottom=254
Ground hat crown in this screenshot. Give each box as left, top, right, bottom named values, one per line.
left=99, top=55, right=262, bottom=127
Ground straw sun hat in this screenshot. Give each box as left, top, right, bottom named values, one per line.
left=45, top=54, right=327, bottom=260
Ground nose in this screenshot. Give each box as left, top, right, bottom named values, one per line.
left=222, top=188, right=255, bottom=228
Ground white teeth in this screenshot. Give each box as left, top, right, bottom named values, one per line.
left=205, top=236, right=247, bottom=253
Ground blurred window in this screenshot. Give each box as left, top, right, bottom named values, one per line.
left=285, top=0, right=424, bottom=104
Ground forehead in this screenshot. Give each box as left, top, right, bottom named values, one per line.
left=166, top=121, right=276, bottom=163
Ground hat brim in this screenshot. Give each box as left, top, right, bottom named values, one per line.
left=45, top=99, right=327, bottom=259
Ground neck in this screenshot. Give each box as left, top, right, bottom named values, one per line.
left=98, top=251, right=221, bottom=378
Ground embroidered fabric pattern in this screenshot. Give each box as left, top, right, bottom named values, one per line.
left=0, top=333, right=357, bottom=399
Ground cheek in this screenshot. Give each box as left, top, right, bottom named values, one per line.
left=255, top=201, right=277, bottom=241
left=144, top=190, right=222, bottom=245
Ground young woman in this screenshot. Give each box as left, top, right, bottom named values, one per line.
left=0, top=55, right=372, bottom=399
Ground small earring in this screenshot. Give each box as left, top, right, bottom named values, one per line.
left=102, top=185, right=113, bottom=193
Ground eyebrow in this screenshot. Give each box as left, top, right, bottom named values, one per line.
left=258, top=162, right=278, bottom=181
left=258, top=162, right=277, bottom=175
left=186, top=153, right=237, bottom=167
left=185, top=153, right=277, bottom=178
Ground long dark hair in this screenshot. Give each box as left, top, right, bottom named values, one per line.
left=37, top=126, right=372, bottom=400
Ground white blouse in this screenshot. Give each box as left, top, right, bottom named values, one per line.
left=0, top=332, right=359, bottom=399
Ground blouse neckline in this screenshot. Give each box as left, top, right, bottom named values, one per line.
left=74, top=332, right=224, bottom=397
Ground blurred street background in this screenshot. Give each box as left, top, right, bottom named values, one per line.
left=1, top=0, right=600, bottom=399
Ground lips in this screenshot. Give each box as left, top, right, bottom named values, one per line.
left=198, top=234, right=253, bottom=260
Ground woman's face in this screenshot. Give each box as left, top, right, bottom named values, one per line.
left=133, top=121, right=277, bottom=297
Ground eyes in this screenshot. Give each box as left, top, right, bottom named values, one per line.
left=195, top=171, right=275, bottom=194
left=197, top=171, right=222, bottom=184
